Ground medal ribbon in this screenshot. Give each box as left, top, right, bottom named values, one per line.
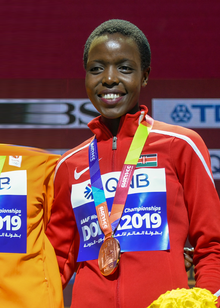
left=89, top=116, right=153, bottom=238
left=0, top=156, right=6, bottom=176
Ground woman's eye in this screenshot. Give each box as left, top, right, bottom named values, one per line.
left=119, top=66, right=133, bottom=73
left=90, top=67, right=103, bottom=73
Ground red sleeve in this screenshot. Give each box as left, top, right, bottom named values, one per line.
left=172, top=129, right=220, bottom=294
left=46, top=159, right=80, bottom=288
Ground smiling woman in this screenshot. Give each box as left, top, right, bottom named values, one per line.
left=46, top=19, right=220, bottom=308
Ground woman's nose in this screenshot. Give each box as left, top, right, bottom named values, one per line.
left=102, top=67, right=119, bottom=86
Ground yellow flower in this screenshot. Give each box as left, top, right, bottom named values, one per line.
left=147, top=288, right=217, bottom=308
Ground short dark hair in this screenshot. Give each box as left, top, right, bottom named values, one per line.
left=83, top=19, right=151, bottom=71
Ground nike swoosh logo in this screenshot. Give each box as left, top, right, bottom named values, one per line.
left=74, top=166, right=89, bottom=180
left=74, top=158, right=102, bottom=180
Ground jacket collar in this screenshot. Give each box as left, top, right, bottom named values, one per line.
left=88, top=105, right=149, bottom=141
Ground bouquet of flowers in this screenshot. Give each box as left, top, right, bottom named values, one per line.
left=147, top=288, right=218, bottom=307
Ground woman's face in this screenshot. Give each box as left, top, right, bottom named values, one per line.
left=85, top=33, right=150, bottom=120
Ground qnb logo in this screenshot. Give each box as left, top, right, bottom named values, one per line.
left=171, top=104, right=192, bottom=123
left=0, top=177, right=11, bottom=190
left=83, top=173, right=150, bottom=200
left=210, top=154, right=220, bottom=174
left=84, top=184, right=93, bottom=200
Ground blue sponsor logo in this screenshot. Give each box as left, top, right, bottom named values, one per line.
left=105, top=174, right=149, bottom=193
left=171, top=103, right=220, bottom=124
left=171, top=105, right=192, bottom=123
left=191, top=104, right=220, bottom=122
left=210, top=154, right=220, bottom=174
left=152, top=99, right=220, bottom=128
left=84, top=184, right=93, bottom=200
left=84, top=174, right=150, bottom=200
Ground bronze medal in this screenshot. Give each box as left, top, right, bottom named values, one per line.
left=98, top=237, right=121, bottom=276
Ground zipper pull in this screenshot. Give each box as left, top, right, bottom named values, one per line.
left=112, top=136, right=117, bottom=150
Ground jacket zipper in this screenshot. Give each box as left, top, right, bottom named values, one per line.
left=112, top=136, right=117, bottom=150
left=112, top=136, right=117, bottom=172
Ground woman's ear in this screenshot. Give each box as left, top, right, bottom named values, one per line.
left=142, top=66, right=151, bottom=87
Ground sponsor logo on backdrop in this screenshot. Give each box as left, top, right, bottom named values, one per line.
left=152, top=99, right=220, bottom=128
left=0, top=99, right=99, bottom=128
left=210, top=150, right=220, bottom=180
left=171, top=105, right=192, bottom=123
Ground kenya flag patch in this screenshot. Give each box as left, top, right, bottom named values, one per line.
left=136, top=154, right=158, bottom=167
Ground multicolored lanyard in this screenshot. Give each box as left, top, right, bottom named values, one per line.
left=0, top=156, right=6, bottom=176
left=89, top=116, right=153, bottom=239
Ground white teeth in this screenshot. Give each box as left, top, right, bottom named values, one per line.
left=102, top=93, right=120, bottom=100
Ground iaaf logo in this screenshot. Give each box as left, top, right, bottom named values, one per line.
left=0, top=99, right=99, bottom=128
left=152, top=99, right=220, bottom=128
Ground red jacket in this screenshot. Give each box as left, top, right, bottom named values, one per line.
left=46, top=105, right=220, bottom=308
